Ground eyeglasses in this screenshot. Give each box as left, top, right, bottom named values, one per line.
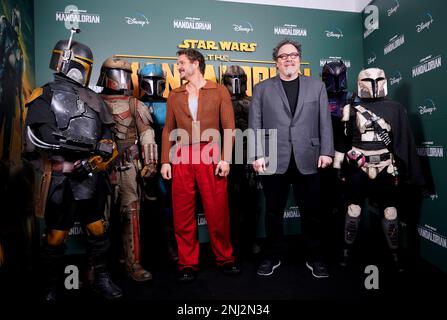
left=277, top=52, right=300, bottom=60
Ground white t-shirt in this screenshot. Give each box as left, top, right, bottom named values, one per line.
left=188, top=96, right=199, bottom=121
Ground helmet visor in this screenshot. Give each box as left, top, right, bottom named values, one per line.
left=105, top=69, right=132, bottom=91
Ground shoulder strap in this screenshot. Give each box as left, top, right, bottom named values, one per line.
left=353, top=105, right=392, bottom=150
left=129, top=96, right=140, bottom=138
left=129, top=96, right=137, bottom=117
left=353, top=104, right=375, bottom=122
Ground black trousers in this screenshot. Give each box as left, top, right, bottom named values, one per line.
left=45, top=173, right=109, bottom=230
left=261, top=157, right=326, bottom=262
left=228, top=164, right=259, bottom=257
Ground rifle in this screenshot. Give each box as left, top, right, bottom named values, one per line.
left=27, top=126, right=118, bottom=174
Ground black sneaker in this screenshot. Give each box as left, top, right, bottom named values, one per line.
left=257, top=259, right=281, bottom=276
left=306, top=261, right=329, bottom=278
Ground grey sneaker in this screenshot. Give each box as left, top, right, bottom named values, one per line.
left=306, top=261, right=329, bottom=278
left=257, top=259, right=281, bottom=276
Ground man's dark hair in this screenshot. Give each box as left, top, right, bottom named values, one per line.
left=272, top=39, right=302, bottom=61
left=176, top=48, right=206, bottom=75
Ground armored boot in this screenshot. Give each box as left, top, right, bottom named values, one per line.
left=40, top=243, right=64, bottom=302
left=92, top=263, right=123, bottom=300
left=123, top=201, right=152, bottom=281
left=86, top=232, right=123, bottom=300
left=40, top=232, right=67, bottom=302
left=382, top=214, right=405, bottom=273
left=339, top=204, right=361, bottom=267
left=389, top=250, right=405, bottom=273
left=339, top=246, right=353, bottom=268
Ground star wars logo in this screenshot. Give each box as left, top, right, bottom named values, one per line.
left=178, top=39, right=257, bottom=52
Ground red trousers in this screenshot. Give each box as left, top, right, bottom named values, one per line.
left=172, top=143, right=234, bottom=270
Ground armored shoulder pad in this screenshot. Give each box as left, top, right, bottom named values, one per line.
left=25, top=87, right=43, bottom=106
left=134, top=98, right=154, bottom=125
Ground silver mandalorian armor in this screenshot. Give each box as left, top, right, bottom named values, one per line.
left=336, top=68, right=410, bottom=272
left=50, top=86, right=102, bottom=151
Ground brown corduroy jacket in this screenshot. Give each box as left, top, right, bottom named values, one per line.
left=161, top=80, right=235, bottom=163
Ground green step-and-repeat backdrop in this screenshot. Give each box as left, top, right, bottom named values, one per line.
left=34, top=0, right=364, bottom=94
left=27, top=0, right=447, bottom=272
left=363, top=0, right=447, bottom=272
left=33, top=0, right=363, bottom=252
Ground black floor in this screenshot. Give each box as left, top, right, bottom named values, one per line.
left=2, top=235, right=446, bottom=313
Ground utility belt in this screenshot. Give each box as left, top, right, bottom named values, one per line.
left=364, top=152, right=390, bottom=164
left=346, top=146, right=396, bottom=180
left=115, top=144, right=140, bottom=172
left=346, top=148, right=391, bottom=167
left=121, top=144, right=140, bottom=162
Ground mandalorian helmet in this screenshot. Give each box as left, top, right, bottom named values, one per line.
left=222, top=65, right=247, bottom=97
left=97, top=57, right=133, bottom=93
left=49, top=29, right=93, bottom=87
left=357, top=68, right=388, bottom=99
left=138, top=63, right=166, bottom=99
left=322, top=61, right=347, bottom=94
